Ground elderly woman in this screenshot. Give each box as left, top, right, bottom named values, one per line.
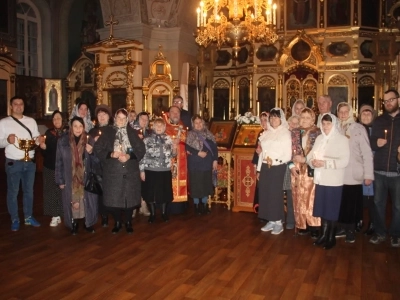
left=257, top=108, right=292, bottom=235
left=88, top=104, right=113, bottom=227
left=186, top=114, right=218, bottom=215
left=307, top=113, right=350, bottom=249
left=70, top=101, right=93, bottom=132
left=140, top=118, right=177, bottom=223
left=289, top=108, right=321, bottom=236
left=292, top=99, right=306, bottom=117
left=335, top=102, right=374, bottom=243
left=252, top=112, right=269, bottom=214
left=39, top=110, right=66, bottom=226
left=94, top=108, right=145, bottom=234
left=55, top=117, right=99, bottom=235
left=359, top=104, right=377, bottom=235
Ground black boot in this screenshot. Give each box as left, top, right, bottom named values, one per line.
left=161, top=203, right=169, bottom=222
left=112, top=221, right=122, bottom=234
left=355, top=220, right=363, bottom=232
left=101, top=215, right=108, bottom=227
left=202, top=202, right=210, bottom=214
left=313, top=220, right=328, bottom=246
left=364, top=222, right=374, bottom=236
left=194, top=204, right=201, bottom=215
left=126, top=221, right=133, bottom=234
left=85, top=225, right=95, bottom=233
left=147, top=202, right=156, bottom=223
left=71, top=219, right=78, bottom=235
left=323, top=221, right=336, bottom=250
left=309, top=226, right=319, bottom=239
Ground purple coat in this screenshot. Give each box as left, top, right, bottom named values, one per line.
left=55, top=134, right=99, bottom=229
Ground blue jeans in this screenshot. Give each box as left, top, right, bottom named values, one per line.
left=373, top=172, right=400, bottom=237
left=5, top=159, right=36, bottom=222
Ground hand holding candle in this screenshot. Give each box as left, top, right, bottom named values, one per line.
left=384, top=129, right=387, bottom=140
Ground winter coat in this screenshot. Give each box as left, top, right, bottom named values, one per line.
left=55, top=134, right=99, bottom=229
left=93, top=125, right=146, bottom=209
left=370, top=111, right=400, bottom=173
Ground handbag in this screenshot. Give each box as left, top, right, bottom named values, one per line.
left=84, top=172, right=103, bottom=195
left=84, top=154, right=103, bottom=195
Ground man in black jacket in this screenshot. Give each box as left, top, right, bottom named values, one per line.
left=173, top=95, right=192, bottom=130
left=369, top=89, right=400, bottom=247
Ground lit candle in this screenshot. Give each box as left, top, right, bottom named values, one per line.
left=99, top=130, right=102, bottom=136
left=273, top=4, right=277, bottom=25
left=197, top=8, right=200, bottom=27
left=203, top=12, right=207, bottom=27
left=384, top=129, right=387, bottom=140
left=44, top=135, right=46, bottom=140
left=266, top=10, right=271, bottom=24
left=257, top=101, right=260, bottom=115
left=200, top=2, right=204, bottom=26
left=254, top=0, right=258, bottom=19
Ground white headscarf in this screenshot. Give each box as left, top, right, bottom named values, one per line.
left=266, top=107, right=288, bottom=131
left=70, top=103, right=93, bottom=132
left=313, top=113, right=339, bottom=183
left=291, top=99, right=306, bottom=117
left=336, top=102, right=355, bottom=137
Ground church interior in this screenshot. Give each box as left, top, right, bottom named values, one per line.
left=1, top=0, right=400, bottom=298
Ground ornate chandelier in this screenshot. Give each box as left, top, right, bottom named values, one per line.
left=195, top=0, right=278, bottom=54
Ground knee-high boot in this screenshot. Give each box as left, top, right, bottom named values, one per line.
left=161, top=203, right=169, bottom=222
left=313, top=219, right=328, bottom=246
left=147, top=202, right=156, bottom=223
left=71, top=219, right=78, bottom=235
left=323, top=221, right=336, bottom=250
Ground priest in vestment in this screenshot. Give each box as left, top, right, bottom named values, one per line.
left=163, top=106, right=188, bottom=212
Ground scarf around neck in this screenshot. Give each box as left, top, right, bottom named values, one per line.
left=186, top=128, right=216, bottom=151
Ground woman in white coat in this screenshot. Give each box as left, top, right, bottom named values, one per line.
left=307, top=113, right=350, bottom=249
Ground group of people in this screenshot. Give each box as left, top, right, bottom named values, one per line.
left=254, top=91, right=400, bottom=249
left=1, top=91, right=399, bottom=247
left=0, top=95, right=218, bottom=236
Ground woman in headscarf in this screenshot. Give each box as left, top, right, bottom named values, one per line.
left=335, top=102, right=374, bottom=243
left=358, top=104, right=377, bottom=235
left=252, top=112, right=269, bottom=214
left=289, top=108, right=321, bottom=236
left=55, top=116, right=99, bottom=235
left=70, top=101, right=94, bottom=132
left=88, top=104, right=113, bottom=227
left=39, top=110, right=67, bottom=226
left=257, top=108, right=292, bottom=235
left=292, top=99, right=306, bottom=117
left=94, top=108, right=146, bottom=234
left=186, top=114, right=218, bottom=215
left=307, top=113, right=350, bottom=249
left=140, top=118, right=177, bottom=223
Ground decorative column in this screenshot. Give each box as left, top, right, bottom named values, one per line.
left=249, top=73, right=253, bottom=111
left=94, top=65, right=106, bottom=106
left=230, top=76, right=236, bottom=119
left=278, top=73, right=283, bottom=108
left=126, top=64, right=136, bottom=111
left=318, top=72, right=325, bottom=95
left=352, top=72, right=358, bottom=114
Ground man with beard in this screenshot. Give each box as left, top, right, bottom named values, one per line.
left=369, top=89, right=400, bottom=247
left=163, top=106, right=188, bottom=212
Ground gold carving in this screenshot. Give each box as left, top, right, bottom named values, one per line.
left=328, top=75, right=348, bottom=86
left=214, top=79, right=230, bottom=89
left=105, top=71, right=127, bottom=88
left=257, top=75, right=276, bottom=87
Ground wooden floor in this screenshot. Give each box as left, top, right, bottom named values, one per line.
left=0, top=172, right=400, bottom=299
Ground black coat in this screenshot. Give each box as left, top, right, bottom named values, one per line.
left=370, top=111, right=400, bottom=172
left=55, top=134, right=99, bottom=229
left=93, top=125, right=146, bottom=209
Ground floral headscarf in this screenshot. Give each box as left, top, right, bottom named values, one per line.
left=113, top=108, right=132, bottom=154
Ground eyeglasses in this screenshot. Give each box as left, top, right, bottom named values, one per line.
left=383, top=97, right=398, bottom=104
